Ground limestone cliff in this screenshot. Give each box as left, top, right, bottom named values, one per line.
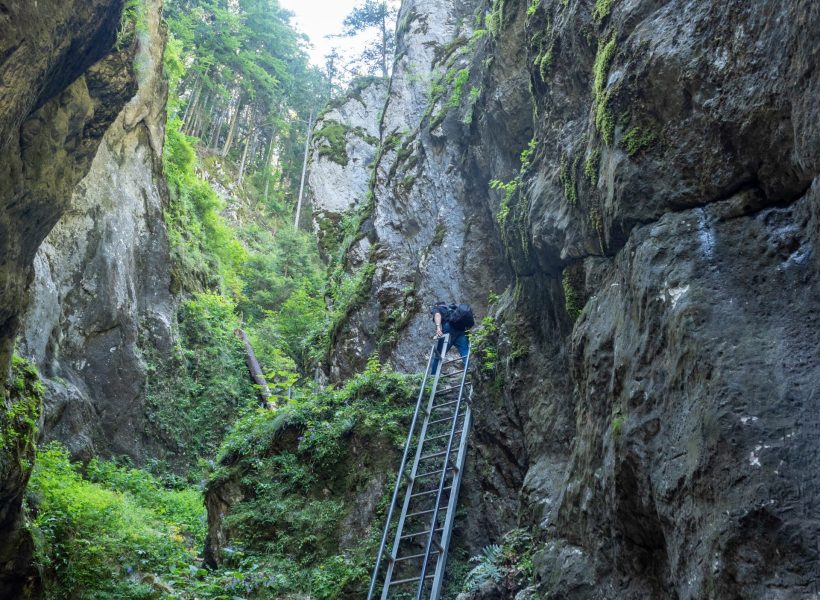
left=19, top=0, right=172, bottom=463
left=317, top=0, right=820, bottom=597
left=0, top=0, right=139, bottom=596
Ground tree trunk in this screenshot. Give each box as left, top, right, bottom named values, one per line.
left=234, top=329, right=273, bottom=408
left=381, top=2, right=388, bottom=78
left=190, top=92, right=210, bottom=139
left=208, top=105, right=225, bottom=151
left=237, top=116, right=257, bottom=185
left=294, top=111, right=314, bottom=229
left=181, top=78, right=200, bottom=131
left=261, top=131, right=276, bottom=201
left=221, top=98, right=243, bottom=157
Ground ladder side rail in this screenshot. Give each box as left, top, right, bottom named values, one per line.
left=367, top=338, right=441, bottom=600
left=429, top=389, right=473, bottom=599
left=415, top=350, right=471, bottom=600
left=379, top=334, right=450, bottom=600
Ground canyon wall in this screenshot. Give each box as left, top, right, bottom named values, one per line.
left=316, top=0, right=820, bottom=597
left=0, top=1, right=138, bottom=596
left=19, top=0, right=172, bottom=463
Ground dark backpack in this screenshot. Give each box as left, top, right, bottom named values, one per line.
left=446, top=303, right=475, bottom=330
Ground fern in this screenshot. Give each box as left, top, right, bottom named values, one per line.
left=464, top=544, right=504, bottom=591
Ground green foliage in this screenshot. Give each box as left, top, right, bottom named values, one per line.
left=487, top=0, right=505, bottom=37
left=593, top=33, right=617, bottom=144
left=462, top=85, right=482, bottom=125
left=447, top=68, right=471, bottom=109
left=559, top=152, right=580, bottom=205
left=117, top=0, right=147, bottom=49
left=145, top=293, right=258, bottom=471
left=164, top=119, right=248, bottom=296
left=584, top=147, right=601, bottom=186
left=314, top=121, right=352, bottom=167
left=622, top=126, right=657, bottom=156
left=1, top=356, right=42, bottom=465
left=562, top=267, right=584, bottom=322
left=29, top=444, right=202, bottom=599
left=490, top=178, right=519, bottom=227
left=465, top=544, right=504, bottom=590
left=207, top=363, right=418, bottom=597
left=612, top=413, right=625, bottom=438
left=462, top=529, right=535, bottom=593
left=527, top=0, right=541, bottom=17
left=337, top=0, right=398, bottom=78
left=592, top=0, right=615, bottom=23
left=470, top=316, right=499, bottom=372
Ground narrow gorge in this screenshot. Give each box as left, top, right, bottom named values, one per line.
left=0, top=0, right=818, bottom=599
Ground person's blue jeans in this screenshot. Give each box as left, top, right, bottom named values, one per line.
left=430, top=327, right=469, bottom=375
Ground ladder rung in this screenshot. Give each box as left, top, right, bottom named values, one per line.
left=428, top=414, right=463, bottom=426
left=431, top=399, right=459, bottom=411
left=439, top=370, right=464, bottom=378
left=400, top=527, right=443, bottom=540
left=406, top=507, right=440, bottom=519
left=436, top=385, right=461, bottom=395
left=443, top=356, right=465, bottom=365
left=393, top=549, right=440, bottom=563
left=410, top=486, right=451, bottom=499
left=417, top=466, right=457, bottom=480
left=427, top=429, right=463, bottom=442
left=420, top=450, right=448, bottom=461
left=389, top=573, right=435, bottom=586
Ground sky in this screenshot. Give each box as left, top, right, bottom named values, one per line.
left=278, top=0, right=369, bottom=68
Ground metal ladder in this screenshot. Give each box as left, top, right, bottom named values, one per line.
left=368, top=334, right=472, bottom=599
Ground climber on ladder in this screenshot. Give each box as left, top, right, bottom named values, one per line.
left=367, top=300, right=476, bottom=600
left=430, top=301, right=474, bottom=374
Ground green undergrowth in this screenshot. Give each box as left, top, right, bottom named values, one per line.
left=28, top=443, right=205, bottom=599
left=207, top=357, right=419, bottom=598
left=144, top=292, right=259, bottom=475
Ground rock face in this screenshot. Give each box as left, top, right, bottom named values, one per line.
left=310, top=77, right=388, bottom=251
left=19, top=0, right=172, bottom=462
left=0, top=1, right=137, bottom=596
left=320, top=0, right=513, bottom=381
left=319, top=0, right=820, bottom=596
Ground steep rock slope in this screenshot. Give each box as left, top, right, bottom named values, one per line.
left=19, top=0, right=172, bottom=463
left=323, top=0, right=513, bottom=379
left=321, top=0, right=819, bottom=597
left=0, top=1, right=137, bottom=596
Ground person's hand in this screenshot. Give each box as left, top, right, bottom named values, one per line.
left=435, top=326, right=443, bottom=338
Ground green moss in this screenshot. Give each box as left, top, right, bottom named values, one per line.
left=584, top=147, right=601, bottom=186
left=313, top=121, right=351, bottom=167
left=1, top=355, right=42, bottom=463
left=592, top=0, right=615, bottom=23
left=527, top=0, right=541, bottom=16
left=562, top=266, right=584, bottom=322
left=593, top=33, right=617, bottom=144
left=536, top=40, right=555, bottom=82
left=612, top=412, right=625, bottom=438
left=487, top=0, right=505, bottom=36
left=559, top=152, right=580, bottom=205
left=462, top=85, right=482, bottom=125
left=622, top=126, right=657, bottom=156
left=447, top=68, right=471, bottom=109
left=432, top=222, right=446, bottom=246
